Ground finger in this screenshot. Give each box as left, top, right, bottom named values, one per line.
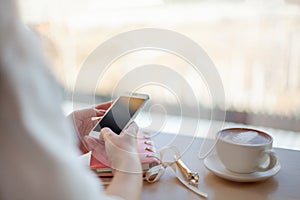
left=122, top=121, right=139, bottom=137
left=84, top=136, right=101, bottom=151
left=74, top=107, right=103, bottom=119
left=128, top=121, right=139, bottom=132
left=91, top=117, right=103, bottom=127
left=94, top=101, right=113, bottom=110
left=101, top=127, right=116, bottom=142
left=93, top=108, right=106, bottom=117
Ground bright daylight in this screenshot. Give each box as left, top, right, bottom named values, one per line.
left=1, top=0, right=299, bottom=199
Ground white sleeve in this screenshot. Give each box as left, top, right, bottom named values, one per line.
left=0, top=1, right=122, bottom=200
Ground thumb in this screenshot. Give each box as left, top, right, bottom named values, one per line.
left=123, top=121, right=139, bottom=137
left=84, top=136, right=101, bottom=151
left=101, top=127, right=116, bottom=142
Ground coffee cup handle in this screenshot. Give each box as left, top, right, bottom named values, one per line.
left=257, top=149, right=278, bottom=172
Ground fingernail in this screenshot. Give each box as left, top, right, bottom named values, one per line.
left=91, top=116, right=102, bottom=121
left=102, top=128, right=113, bottom=136
left=93, top=108, right=106, bottom=113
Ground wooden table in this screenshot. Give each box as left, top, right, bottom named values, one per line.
left=141, top=133, right=300, bottom=200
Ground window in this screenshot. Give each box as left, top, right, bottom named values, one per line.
left=19, top=0, right=300, bottom=133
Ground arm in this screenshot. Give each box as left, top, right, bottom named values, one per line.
left=106, top=156, right=142, bottom=200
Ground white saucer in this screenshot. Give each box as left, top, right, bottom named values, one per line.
left=204, top=154, right=281, bottom=182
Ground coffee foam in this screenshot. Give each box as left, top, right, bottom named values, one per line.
left=220, top=130, right=271, bottom=145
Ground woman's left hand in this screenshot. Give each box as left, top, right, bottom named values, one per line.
left=68, top=101, right=112, bottom=153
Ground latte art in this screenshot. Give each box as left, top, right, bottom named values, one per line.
left=220, top=130, right=271, bottom=145
left=216, top=128, right=277, bottom=174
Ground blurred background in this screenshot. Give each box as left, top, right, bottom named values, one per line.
left=18, top=0, right=300, bottom=149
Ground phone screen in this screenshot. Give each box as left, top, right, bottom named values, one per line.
left=93, top=96, right=146, bottom=134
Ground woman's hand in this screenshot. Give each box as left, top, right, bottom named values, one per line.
left=84, top=122, right=142, bottom=173
left=84, top=122, right=143, bottom=200
left=68, top=101, right=112, bottom=153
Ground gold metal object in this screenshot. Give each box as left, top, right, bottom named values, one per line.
left=175, top=156, right=199, bottom=187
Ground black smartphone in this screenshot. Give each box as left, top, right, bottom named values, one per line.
left=90, top=93, right=149, bottom=135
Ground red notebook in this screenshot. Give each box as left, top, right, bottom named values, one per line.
left=90, top=137, right=160, bottom=177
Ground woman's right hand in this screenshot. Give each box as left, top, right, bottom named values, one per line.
left=84, top=122, right=142, bottom=173
left=84, top=122, right=143, bottom=200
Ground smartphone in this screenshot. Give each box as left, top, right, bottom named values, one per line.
left=91, top=93, right=149, bottom=135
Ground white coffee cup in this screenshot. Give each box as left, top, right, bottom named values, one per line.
left=216, top=128, right=278, bottom=174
